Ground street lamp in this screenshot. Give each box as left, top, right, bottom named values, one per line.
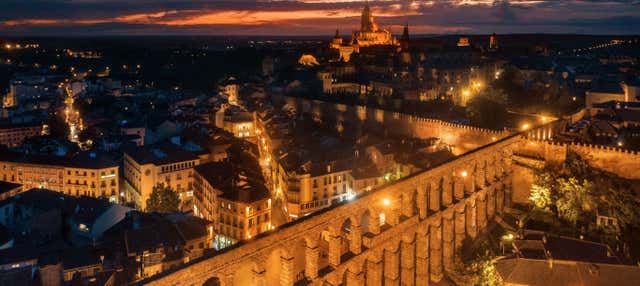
left=460, top=170, right=468, bottom=177
left=501, top=233, right=514, bottom=255
left=382, top=198, right=391, bottom=206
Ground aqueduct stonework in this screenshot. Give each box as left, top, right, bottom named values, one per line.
left=144, top=133, right=522, bottom=286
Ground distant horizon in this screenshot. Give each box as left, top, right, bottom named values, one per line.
left=2, top=1, right=640, bottom=36
left=1, top=33, right=639, bottom=39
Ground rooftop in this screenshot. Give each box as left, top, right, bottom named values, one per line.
left=124, top=142, right=199, bottom=166
left=0, top=150, right=118, bottom=169
left=496, top=258, right=640, bottom=286
left=0, top=181, right=22, bottom=195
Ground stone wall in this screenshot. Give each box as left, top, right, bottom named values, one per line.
left=143, top=134, right=521, bottom=286
left=272, top=94, right=510, bottom=153
left=515, top=139, right=640, bottom=180
left=510, top=134, right=640, bottom=204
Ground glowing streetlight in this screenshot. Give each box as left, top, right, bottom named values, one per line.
left=382, top=198, right=391, bottom=206
left=521, top=123, right=530, bottom=131
left=461, top=170, right=468, bottom=177
left=462, top=89, right=471, bottom=97
left=617, top=141, right=623, bottom=147
left=501, top=233, right=515, bottom=255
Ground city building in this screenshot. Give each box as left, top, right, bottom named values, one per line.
left=193, top=158, right=271, bottom=248
left=0, top=151, right=120, bottom=202
left=489, top=33, right=499, bottom=50
left=0, top=181, right=22, bottom=201
left=0, top=122, right=43, bottom=148
left=102, top=211, right=213, bottom=279
left=495, top=230, right=640, bottom=285
left=123, top=143, right=201, bottom=210
left=214, top=105, right=256, bottom=139
left=328, top=3, right=398, bottom=61
left=0, top=189, right=130, bottom=285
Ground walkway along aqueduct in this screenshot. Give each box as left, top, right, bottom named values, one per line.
left=144, top=132, right=525, bottom=286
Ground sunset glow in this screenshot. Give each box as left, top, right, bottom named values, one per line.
left=0, top=0, right=638, bottom=35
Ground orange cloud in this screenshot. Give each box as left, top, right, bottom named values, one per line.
left=0, top=7, right=419, bottom=27
left=159, top=8, right=418, bottom=26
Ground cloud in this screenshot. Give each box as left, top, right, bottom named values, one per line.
left=0, top=0, right=639, bottom=35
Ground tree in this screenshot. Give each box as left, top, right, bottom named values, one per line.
left=555, top=177, right=594, bottom=226
left=529, top=184, right=552, bottom=210
left=146, top=183, right=180, bottom=213
left=466, top=87, right=508, bottom=129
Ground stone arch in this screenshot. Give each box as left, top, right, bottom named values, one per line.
left=340, top=215, right=362, bottom=255
left=382, top=240, right=401, bottom=284
left=318, top=227, right=336, bottom=269
left=364, top=250, right=384, bottom=285
left=264, top=246, right=293, bottom=286
left=289, top=237, right=310, bottom=283
left=232, top=259, right=261, bottom=286
left=401, top=188, right=416, bottom=218
left=202, top=276, right=222, bottom=286
left=342, top=259, right=366, bottom=286
left=416, top=183, right=429, bottom=219
left=359, top=208, right=373, bottom=235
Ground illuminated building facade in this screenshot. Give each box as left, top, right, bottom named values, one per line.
left=193, top=161, right=271, bottom=249
left=0, top=123, right=43, bottom=148
left=329, top=3, right=398, bottom=62
left=123, top=144, right=200, bottom=210
left=215, top=105, right=256, bottom=139
left=352, top=3, right=397, bottom=48
left=489, top=33, right=499, bottom=50
left=0, top=152, right=119, bottom=202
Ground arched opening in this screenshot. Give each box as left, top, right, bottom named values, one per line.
left=438, top=177, right=447, bottom=207
left=318, top=230, right=332, bottom=274
left=292, top=239, right=308, bottom=283
left=360, top=209, right=372, bottom=234
left=341, top=217, right=359, bottom=255
left=401, top=190, right=416, bottom=218
left=339, top=269, right=348, bottom=286
left=265, top=248, right=290, bottom=286
left=202, top=277, right=221, bottom=286
left=233, top=260, right=258, bottom=286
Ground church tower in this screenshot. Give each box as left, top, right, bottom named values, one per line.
left=489, top=33, right=498, bottom=50
left=361, top=2, right=378, bottom=32
left=331, top=28, right=343, bottom=49
left=400, top=23, right=410, bottom=51
left=400, top=23, right=411, bottom=65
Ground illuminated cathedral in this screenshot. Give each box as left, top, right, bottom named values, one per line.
left=330, top=2, right=399, bottom=61
left=352, top=3, right=397, bottom=47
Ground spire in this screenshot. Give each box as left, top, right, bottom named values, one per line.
left=402, top=23, right=409, bottom=40
left=335, top=28, right=340, bottom=38
left=401, top=22, right=410, bottom=51
left=361, top=1, right=378, bottom=32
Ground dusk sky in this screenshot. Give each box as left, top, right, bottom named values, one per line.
left=1, top=0, right=640, bottom=36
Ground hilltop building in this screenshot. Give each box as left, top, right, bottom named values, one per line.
left=329, top=3, right=398, bottom=62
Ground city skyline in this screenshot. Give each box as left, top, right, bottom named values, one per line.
left=1, top=0, right=640, bottom=36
